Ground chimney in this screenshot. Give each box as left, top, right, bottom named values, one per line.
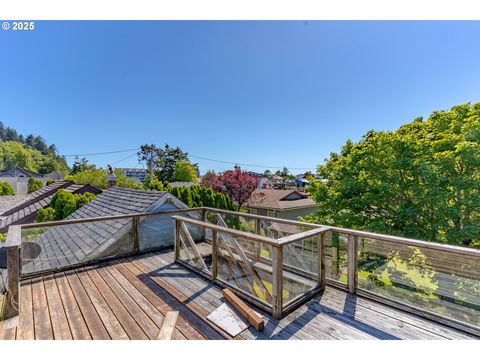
left=107, top=165, right=117, bottom=188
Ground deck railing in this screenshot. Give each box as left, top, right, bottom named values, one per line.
left=172, top=214, right=328, bottom=318
left=174, top=208, right=480, bottom=334
left=1, top=207, right=202, bottom=319
left=2, top=206, right=479, bottom=336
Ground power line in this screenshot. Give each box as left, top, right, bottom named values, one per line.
left=110, top=152, right=139, bottom=165
left=63, top=146, right=316, bottom=171
left=188, top=155, right=314, bottom=171
left=64, top=148, right=139, bottom=157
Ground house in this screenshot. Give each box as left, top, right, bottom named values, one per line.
left=0, top=166, right=46, bottom=195
left=20, top=187, right=190, bottom=275
left=117, top=168, right=148, bottom=183
left=0, top=180, right=102, bottom=233
left=295, top=178, right=310, bottom=188
left=45, top=171, right=65, bottom=180
left=258, top=177, right=273, bottom=189
left=246, top=188, right=320, bottom=220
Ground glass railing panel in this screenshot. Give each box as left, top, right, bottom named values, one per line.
left=357, top=236, right=480, bottom=329
left=139, top=209, right=203, bottom=251
left=205, top=211, right=256, bottom=233
left=259, top=219, right=311, bottom=239
left=324, top=231, right=348, bottom=285
left=177, top=221, right=210, bottom=274
left=282, top=235, right=320, bottom=305
left=216, top=229, right=273, bottom=306
left=21, top=218, right=134, bottom=275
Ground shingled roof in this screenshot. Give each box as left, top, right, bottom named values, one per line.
left=0, top=166, right=44, bottom=178
left=247, top=189, right=318, bottom=210
left=21, top=187, right=188, bottom=275
left=0, top=180, right=102, bottom=233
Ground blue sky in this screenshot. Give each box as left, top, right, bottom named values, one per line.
left=1, top=21, right=479, bottom=174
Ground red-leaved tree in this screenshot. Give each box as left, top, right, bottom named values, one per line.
left=201, top=166, right=259, bottom=211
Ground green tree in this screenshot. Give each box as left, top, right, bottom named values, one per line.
left=138, top=144, right=199, bottom=182
left=71, top=157, right=95, bottom=174
left=172, top=161, right=198, bottom=182
left=0, top=181, right=14, bottom=195
left=305, top=103, right=480, bottom=248
left=27, top=177, right=43, bottom=193
left=0, top=141, right=68, bottom=174
left=67, top=168, right=108, bottom=189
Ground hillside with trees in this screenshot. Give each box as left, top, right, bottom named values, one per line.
left=0, top=122, right=69, bottom=174
left=305, top=102, right=480, bottom=248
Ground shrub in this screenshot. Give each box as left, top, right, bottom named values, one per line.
left=37, top=189, right=97, bottom=221
left=46, top=179, right=56, bottom=186
left=172, top=161, right=198, bottom=182
left=27, top=177, right=43, bottom=193
left=169, top=185, right=234, bottom=211
left=0, top=181, right=14, bottom=195
left=35, top=207, right=56, bottom=222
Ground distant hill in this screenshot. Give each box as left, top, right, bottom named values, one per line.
left=0, top=122, right=69, bottom=174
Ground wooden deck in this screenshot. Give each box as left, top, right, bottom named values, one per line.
left=0, top=249, right=477, bottom=340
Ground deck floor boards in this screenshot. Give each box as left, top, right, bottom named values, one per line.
left=1, top=248, right=477, bottom=340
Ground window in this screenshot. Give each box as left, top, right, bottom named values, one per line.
left=267, top=210, right=279, bottom=218
left=249, top=208, right=257, bottom=215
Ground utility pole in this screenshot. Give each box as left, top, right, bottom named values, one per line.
left=149, top=148, right=154, bottom=180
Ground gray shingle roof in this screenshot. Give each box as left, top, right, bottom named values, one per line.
left=0, top=166, right=44, bottom=178
left=0, top=181, right=101, bottom=232
left=21, top=187, right=180, bottom=275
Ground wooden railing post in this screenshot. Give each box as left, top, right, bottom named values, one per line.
left=272, top=245, right=283, bottom=319
left=254, top=218, right=261, bottom=260
left=318, top=233, right=326, bottom=288
left=4, top=225, right=21, bottom=320
left=211, top=229, right=218, bottom=281
left=174, top=219, right=180, bottom=262
left=347, top=234, right=358, bottom=294
left=132, top=215, right=140, bottom=253
left=201, top=208, right=207, bottom=240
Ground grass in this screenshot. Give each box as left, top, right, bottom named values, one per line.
left=253, top=280, right=290, bottom=302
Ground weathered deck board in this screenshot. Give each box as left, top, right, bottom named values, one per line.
left=111, top=261, right=205, bottom=340
left=31, top=276, right=54, bottom=340
left=64, top=270, right=111, bottom=340
left=1, top=248, right=477, bottom=340
left=17, top=279, right=34, bottom=340
left=43, top=274, right=73, bottom=340
left=53, top=272, right=91, bottom=340
left=74, top=268, right=130, bottom=340
left=119, top=258, right=222, bottom=339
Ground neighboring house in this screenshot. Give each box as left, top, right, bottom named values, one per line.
left=0, top=166, right=46, bottom=195
left=0, top=180, right=101, bottom=233
left=21, top=187, right=191, bottom=275
left=295, top=178, right=310, bottom=188
left=45, top=171, right=65, bottom=181
left=117, top=168, right=148, bottom=183
left=246, top=189, right=320, bottom=221
left=258, top=177, right=273, bottom=189
left=246, top=171, right=263, bottom=178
